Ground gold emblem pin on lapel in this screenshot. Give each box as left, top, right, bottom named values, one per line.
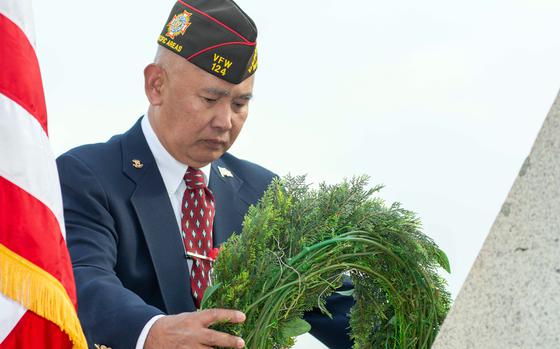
left=132, top=159, right=144, bottom=169
left=218, top=166, right=233, bottom=178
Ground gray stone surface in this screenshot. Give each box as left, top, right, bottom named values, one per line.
left=432, top=92, right=560, bottom=349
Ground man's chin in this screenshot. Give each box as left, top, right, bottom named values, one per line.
left=193, top=150, right=226, bottom=167
left=184, top=143, right=230, bottom=167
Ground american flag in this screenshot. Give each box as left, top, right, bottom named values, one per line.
left=0, top=1, right=86, bottom=347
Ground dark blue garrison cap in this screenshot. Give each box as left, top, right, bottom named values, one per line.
left=158, top=0, right=258, bottom=84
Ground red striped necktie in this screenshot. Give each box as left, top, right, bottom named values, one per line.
left=180, top=167, right=215, bottom=308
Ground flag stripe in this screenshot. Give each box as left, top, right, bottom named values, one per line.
left=0, top=295, right=25, bottom=343
left=0, top=178, right=76, bottom=302
left=0, top=2, right=36, bottom=48
left=0, top=93, right=65, bottom=240
left=0, top=310, right=73, bottom=349
left=0, top=13, right=47, bottom=133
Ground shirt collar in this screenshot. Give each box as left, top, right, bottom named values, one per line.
left=141, top=115, right=211, bottom=195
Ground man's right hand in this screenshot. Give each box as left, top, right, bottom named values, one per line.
left=145, top=309, right=246, bottom=349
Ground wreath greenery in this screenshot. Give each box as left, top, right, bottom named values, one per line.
left=202, top=176, right=451, bottom=349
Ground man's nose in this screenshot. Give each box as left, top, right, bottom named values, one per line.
left=211, top=102, right=233, bottom=130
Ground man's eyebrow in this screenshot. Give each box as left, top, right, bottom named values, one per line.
left=203, top=88, right=230, bottom=97
left=203, top=88, right=253, bottom=100
left=237, top=93, right=253, bottom=100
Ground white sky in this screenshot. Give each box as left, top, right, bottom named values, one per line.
left=33, top=1, right=560, bottom=347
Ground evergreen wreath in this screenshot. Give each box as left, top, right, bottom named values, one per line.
left=201, top=176, right=451, bottom=349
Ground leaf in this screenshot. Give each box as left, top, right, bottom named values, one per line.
left=280, top=318, right=312, bottom=338
left=200, top=282, right=222, bottom=309
left=336, top=289, right=355, bottom=297
left=435, top=248, right=451, bottom=273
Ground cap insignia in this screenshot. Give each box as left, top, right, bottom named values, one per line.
left=166, top=10, right=193, bottom=39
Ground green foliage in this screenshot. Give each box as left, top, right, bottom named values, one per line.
left=281, top=318, right=312, bottom=338
left=203, top=176, right=452, bottom=349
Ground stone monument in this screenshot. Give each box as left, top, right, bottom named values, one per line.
left=432, top=91, right=560, bottom=348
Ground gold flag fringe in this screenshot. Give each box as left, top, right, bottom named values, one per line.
left=0, top=243, right=87, bottom=349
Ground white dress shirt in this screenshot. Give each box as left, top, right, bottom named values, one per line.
left=135, top=115, right=212, bottom=349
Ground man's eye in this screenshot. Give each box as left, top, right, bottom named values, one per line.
left=203, top=97, right=217, bottom=103
left=233, top=101, right=248, bottom=108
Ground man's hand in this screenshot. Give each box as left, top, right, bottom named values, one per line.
left=145, top=309, right=246, bottom=349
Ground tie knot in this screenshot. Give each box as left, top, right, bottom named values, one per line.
left=184, top=167, right=206, bottom=189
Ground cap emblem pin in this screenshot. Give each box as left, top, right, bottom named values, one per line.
left=166, top=10, right=193, bottom=39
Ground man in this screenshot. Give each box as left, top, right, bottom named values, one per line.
left=57, top=1, right=353, bottom=348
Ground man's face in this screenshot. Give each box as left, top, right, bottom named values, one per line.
left=150, top=59, right=255, bottom=168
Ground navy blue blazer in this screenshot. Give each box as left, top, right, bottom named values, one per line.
left=57, top=119, right=353, bottom=349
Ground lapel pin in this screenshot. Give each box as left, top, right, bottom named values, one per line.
left=132, top=159, right=144, bottom=169
left=218, top=166, right=233, bottom=178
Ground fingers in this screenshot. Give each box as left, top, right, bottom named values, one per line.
left=199, top=308, right=246, bottom=327
left=145, top=311, right=247, bottom=349
left=198, top=328, right=245, bottom=349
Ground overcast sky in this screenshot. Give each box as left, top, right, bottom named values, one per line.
left=33, top=0, right=560, bottom=347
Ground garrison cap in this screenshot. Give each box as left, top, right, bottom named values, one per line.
left=158, top=0, right=258, bottom=84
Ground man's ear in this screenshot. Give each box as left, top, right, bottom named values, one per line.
left=144, top=63, right=165, bottom=106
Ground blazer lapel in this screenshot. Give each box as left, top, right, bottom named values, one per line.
left=122, top=119, right=195, bottom=313
left=209, top=160, right=251, bottom=246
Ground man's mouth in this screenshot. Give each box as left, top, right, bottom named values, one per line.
left=202, top=139, right=228, bottom=148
